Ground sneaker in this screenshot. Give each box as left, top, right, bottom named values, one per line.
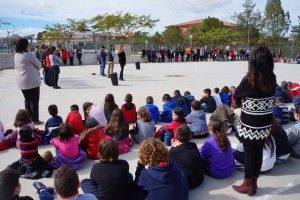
left=33, top=182, right=47, bottom=192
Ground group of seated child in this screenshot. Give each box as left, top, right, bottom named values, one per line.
left=0, top=80, right=299, bottom=199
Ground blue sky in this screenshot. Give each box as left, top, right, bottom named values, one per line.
left=0, top=0, right=299, bottom=37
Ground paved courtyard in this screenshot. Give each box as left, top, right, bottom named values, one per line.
left=0, top=61, right=300, bottom=199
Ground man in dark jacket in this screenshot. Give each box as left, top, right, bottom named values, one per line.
left=99, top=46, right=107, bottom=76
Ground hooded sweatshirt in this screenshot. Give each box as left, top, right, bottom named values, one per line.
left=134, top=161, right=188, bottom=200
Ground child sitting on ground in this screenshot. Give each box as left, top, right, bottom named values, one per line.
left=173, top=90, right=189, bottom=116
left=288, top=106, right=300, bottom=158
left=44, top=104, right=63, bottom=143
left=79, top=118, right=111, bottom=160
left=0, top=168, right=34, bottom=200
left=104, top=108, right=132, bottom=154
left=219, top=86, right=231, bottom=106
left=212, top=87, right=222, bottom=107
left=33, top=165, right=97, bottom=200
left=134, top=138, right=189, bottom=200
left=49, top=123, right=86, bottom=170
left=145, top=96, right=159, bottom=123
left=121, top=93, right=137, bottom=123
left=83, top=102, right=107, bottom=127
left=273, top=97, right=290, bottom=124
left=81, top=139, right=133, bottom=200
left=200, top=117, right=235, bottom=179
left=9, top=125, right=52, bottom=179
left=159, top=94, right=177, bottom=123
left=155, top=107, right=186, bottom=146
left=65, top=104, right=84, bottom=135
left=185, top=100, right=209, bottom=138
left=199, top=88, right=217, bottom=113
left=130, top=106, right=155, bottom=144
left=184, top=91, right=195, bottom=113
left=168, top=124, right=204, bottom=189
left=14, top=109, right=36, bottom=147
left=0, top=119, right=16, bottom=150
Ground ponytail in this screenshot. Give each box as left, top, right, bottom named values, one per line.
left=209, top=117, right=230, bottom=152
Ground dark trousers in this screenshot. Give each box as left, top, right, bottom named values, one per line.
left=243, top=140, right=265, bottom=178
left=120, top=64, right=125, bottom=79
left=77, top=55, right=82, bottom=65
left=21, top=87, right=40, bottom=122
left=51, top=66, right=59, bottom=87
left=81, top=179, right=100, bottom=199
left=69, top=57, right=74, bottom=66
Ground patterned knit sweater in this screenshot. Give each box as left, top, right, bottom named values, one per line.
left=234, top=78, right=276, bottom=141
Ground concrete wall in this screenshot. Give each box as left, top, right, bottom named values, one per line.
left=0, top=52, right=143, bottom=69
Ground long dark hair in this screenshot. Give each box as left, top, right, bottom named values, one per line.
left=104, top=108, right=128, bottom=136
left=173, top=107, right=185, bottom=123
left=104, top=94, right=118, bottom=120
left=246, top=46, right=276, bottom=92
left=14, top=109, right=31, bottom=127
left=209, top=117, right=230, bottom=152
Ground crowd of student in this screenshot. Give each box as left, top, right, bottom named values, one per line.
left=141, top=46, right=251, bottom=63
left=0, top=77, right=300, bottom=199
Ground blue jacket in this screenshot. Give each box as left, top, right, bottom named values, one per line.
left=134, top=161, right=188, bottom=200
left=184, top=95, right=195, bottom=113
left=219, top=92, right=230, bottom=106
left=160, top=100, right=177, bottom=123
left=173, top=96, right=189, bottom=116
left=145, top=103, right=160, bottom=123
left=100, top=49, right=107, bottom=64
left=45, top=115, right=63, bottom=133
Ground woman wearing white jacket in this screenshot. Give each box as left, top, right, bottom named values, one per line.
left=14, top=38, right=43, bottom=124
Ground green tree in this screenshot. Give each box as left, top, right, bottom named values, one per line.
left=262, top=0, right=291, bottom=46
left=161, top=26, right=184, bottom=46
left=233, top=0, right=261, bottom=46
left=66, top=18, right=89, bottom=32
left=150, top=32, right=162, bottom=46
left=42, top=23, right=72, bottom=44
left=291, top=16, right=300, bottom=46
left=91, top=12, right=159, bottom=38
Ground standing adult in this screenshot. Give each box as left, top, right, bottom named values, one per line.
left=68, top=48, right=74, bottom=66
left=107, top=45, right=115, bottom=77
left=117, top=45, right=126, bottom=81
left=14, top=38, right=43, bottom=125
left=49, top=46, right=63, bottom=89
left=61, top=47, right=68, bottom=65
left=232, top=46, right=276, bottom=196
left=99, top=46, right=107, bottom=76
left=76, top=47, right=82, bottom=65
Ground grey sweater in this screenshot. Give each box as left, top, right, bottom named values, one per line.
left=14, top=52, right=42, bottom=90
left=288, top=122, right=300, bottom=156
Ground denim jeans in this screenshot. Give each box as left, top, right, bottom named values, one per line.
left=39, top=189, right=54, bottom=200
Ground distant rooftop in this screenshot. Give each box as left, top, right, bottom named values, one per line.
left=172, top=18, right=235, bottom=27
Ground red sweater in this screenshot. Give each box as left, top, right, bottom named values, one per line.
left=80, top=128, right=111, bottom=160
left=121, top=103, right=137, bottom=123
left=154, top=120, right=186, bottom=140
left=65, top=111, right=84, bottom=135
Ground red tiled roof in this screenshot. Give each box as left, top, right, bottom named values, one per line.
left=172, top=19, right=235, bottom=27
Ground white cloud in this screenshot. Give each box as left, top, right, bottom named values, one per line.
left=0, top=27, right=44, bottom=37
left=0, top=0, right=298, bottom=33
